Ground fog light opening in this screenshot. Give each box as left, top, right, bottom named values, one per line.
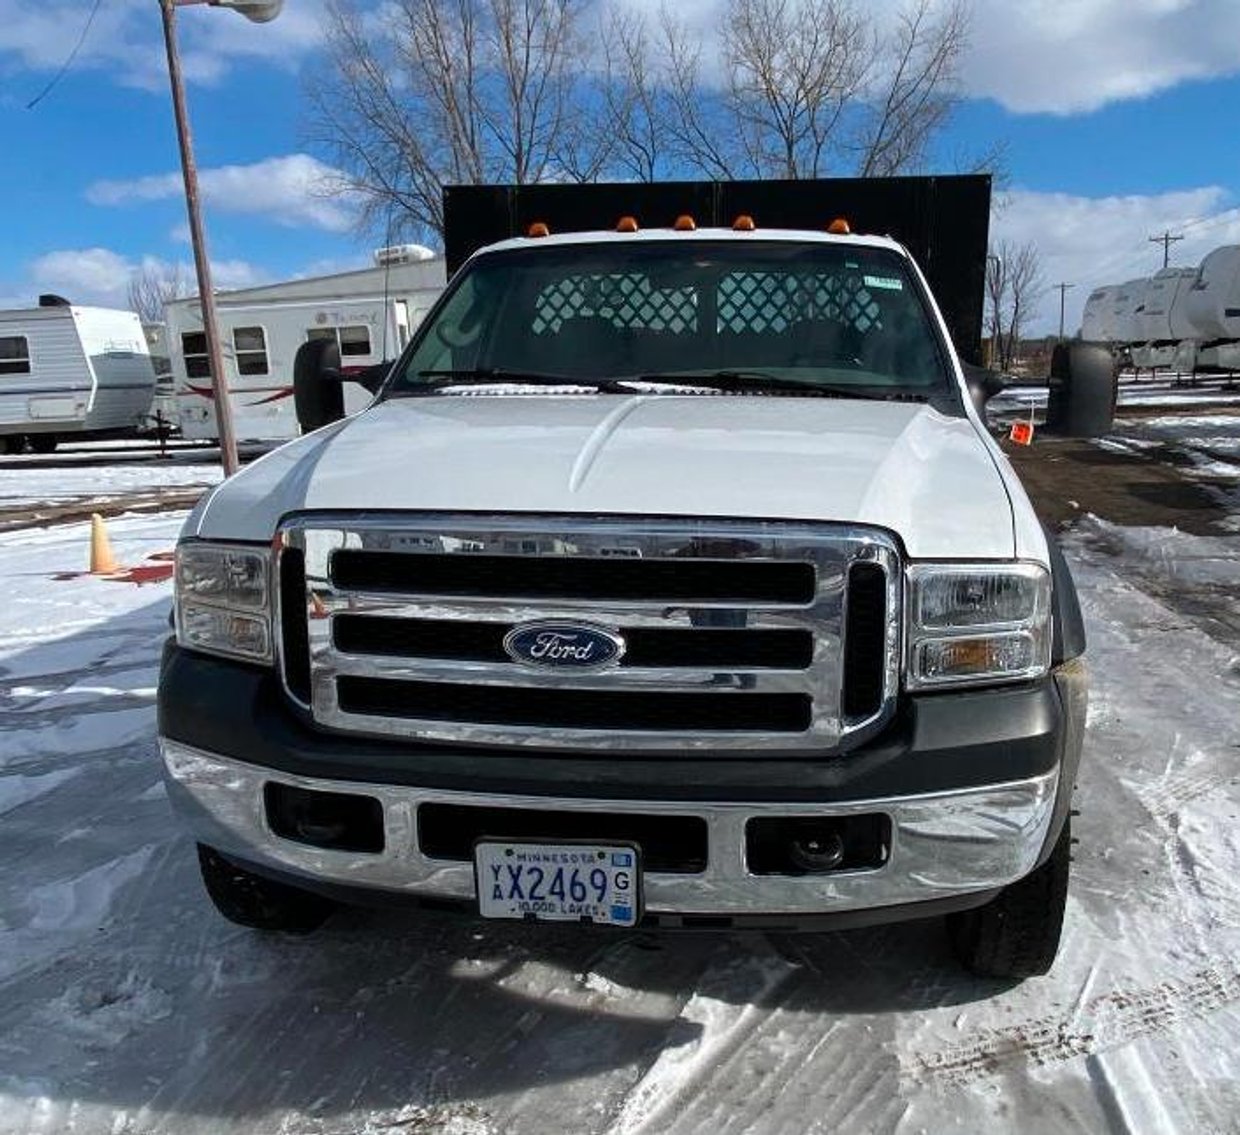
left=264, top=782, right=385, bottom=853
left=746, top=813, right=890, bottom=876
left=788, top=828, right=846, bottom=873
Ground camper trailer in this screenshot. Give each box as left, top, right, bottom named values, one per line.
left=1184, top=245, right=1240, bottom=372
left=1080, top=285, right=1118, bottom=343
left=0, top=299, right=156, bottom=454
left=165, top=247, right=447, bottom=442
left=1130, top=267, right=1197, bottom=370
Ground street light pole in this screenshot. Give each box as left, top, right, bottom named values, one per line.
left=158, top=0, right=282, bottom=476
left=160, top=0, right=239, bottom=475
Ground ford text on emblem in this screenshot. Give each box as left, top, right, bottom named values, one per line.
left=503, top=621, right=626, bottom=670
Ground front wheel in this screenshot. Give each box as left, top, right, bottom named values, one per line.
left=946, top=816, right=1071, bottom=979
left=196, top=844, right=336, bottom=933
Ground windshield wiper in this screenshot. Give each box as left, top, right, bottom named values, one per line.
left=617, top=370, right=924, bottom=401
left=408, top=368, right=627, bottom=393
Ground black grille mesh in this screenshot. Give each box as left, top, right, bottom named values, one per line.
left=842, top=563, right=887, bottom=719
left=337, top=676, right=812, bottom=734
left=330, top=551, right=816, bottom=605
left=279, top=547, right=311, bottom=703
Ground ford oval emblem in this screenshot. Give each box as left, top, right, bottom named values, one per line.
left=503, top=621, right=626, bottom=670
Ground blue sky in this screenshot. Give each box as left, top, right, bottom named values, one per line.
left=2, top=0, right=1240, bottom=331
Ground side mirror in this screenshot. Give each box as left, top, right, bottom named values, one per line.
left=350, top=362, right=391, bottom=395
left=961, top=362, right=1006, bottom=418
left=294, top=339, right=345, bottom=433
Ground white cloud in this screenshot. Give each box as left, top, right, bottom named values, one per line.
left=607, top=0, right=1240, bottom=116
left=0, top=0, right=328, bottom=93
left=964, top=0, right=1240, bottom=114
left=3, top=0, right=1237, bottom=117
left=17, top=248, right=267, bottom=310
left=87, top=154, right=357, bottom=233
left=991, top=187, right=1240, bottom=333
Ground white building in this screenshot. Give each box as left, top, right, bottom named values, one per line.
left=165, top=246, right=446, bottom=441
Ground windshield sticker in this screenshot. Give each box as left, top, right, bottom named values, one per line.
left=863, top=275, right=903, bottom=291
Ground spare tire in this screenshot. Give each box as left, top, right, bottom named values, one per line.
left=293, top=338, right=344, bottom=434
left=1045, top=343, right=1117, bottom=437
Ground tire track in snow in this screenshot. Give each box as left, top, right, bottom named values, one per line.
left=904, top=961, right=1240, bottom=1088
left=604, top=951, right=800, bottom=1135
left=1132, top=751, right=1240, bottom=822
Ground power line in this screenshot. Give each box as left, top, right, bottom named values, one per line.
left=1148, top=230, right=1184, bottom=268
left=25, top=0, right=106, bottom=111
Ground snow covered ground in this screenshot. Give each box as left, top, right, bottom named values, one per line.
left=990, top=379, right=1240, bottom=419
left=0, top=441, right=241, bottom=511
left=2, top=510, right=1240, bottom=1134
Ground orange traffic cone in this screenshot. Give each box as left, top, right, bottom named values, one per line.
left=90, top=513, right=119, bottom=575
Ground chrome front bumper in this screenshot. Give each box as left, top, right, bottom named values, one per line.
left=160, top=739, right=1059, bottom=917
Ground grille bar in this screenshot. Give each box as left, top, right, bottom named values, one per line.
left=333, top=614, right=814, bottom=670
left=330, top=551, right=816, bottom=605
left=337, top=675, right=813, bottom=733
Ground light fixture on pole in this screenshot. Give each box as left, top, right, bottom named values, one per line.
left=158, top=0, right=283, bottom=477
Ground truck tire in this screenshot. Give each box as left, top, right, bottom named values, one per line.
left=29, top=435, right=58, bottom=454
left=946, top=816, right=1071, bottom=979
left=196, top=844, right=336, bottom=933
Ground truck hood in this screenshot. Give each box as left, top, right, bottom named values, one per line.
left=192, top=394, right=1017, bottom=559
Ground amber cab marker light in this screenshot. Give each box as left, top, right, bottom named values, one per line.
left=732, top=214, right=756, bottom=231
left=827, top=217, right=851, bottom=235
left=527, top=221, right=551, bottom=238
left=673, top=214, right=697, bottom=231
left=616, top=215, right=640, bottom=233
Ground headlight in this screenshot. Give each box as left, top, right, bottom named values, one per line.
left=175, top=542, right=273, bottom=664
left=905, top=564, right=1050, bottom=689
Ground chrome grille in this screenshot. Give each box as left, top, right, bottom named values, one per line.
left=276, top=515, right=901, bottom=753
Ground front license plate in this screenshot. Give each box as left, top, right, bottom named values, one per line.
left=474, top=841, right=640, bottom=927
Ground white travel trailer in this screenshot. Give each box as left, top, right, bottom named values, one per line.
left=0, top=299, right=156, bottom=454
left=1108, top=278, right=1151, bottom=349
left=1184, top=245, right=1240, bottom=371
left=1080, top=286, right=1117, bottom=342
left=1130, top=267, right=1197, bottom=370
left=166, top=247, right=447, bottom=442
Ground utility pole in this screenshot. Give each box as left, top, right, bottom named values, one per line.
left=1149, top=230, right=1183, bottom=268
left=159, top=0, right=284, bottom=477
left=1054, top=282, right=1074, bottom=341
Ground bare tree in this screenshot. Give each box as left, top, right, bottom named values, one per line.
left=309, top=0, right=590, bottom=239
left=598, top=7, right=673, bottom=182
left=987, top=239, right=1044, bottom=372
left=308, top=0, right=982, bottom=235
left=613, top=0, right=973, bottom=181
left=127, top=262, right=190, bottom=325
left=722, top=0, right=869, bottom=178
left=856, top=0, right=968, bottom=177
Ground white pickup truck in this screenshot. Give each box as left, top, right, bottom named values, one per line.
left=158, top=194, right=1087, bottom=980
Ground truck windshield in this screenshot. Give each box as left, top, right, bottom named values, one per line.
left=391, top=240, right=953, bottom=398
